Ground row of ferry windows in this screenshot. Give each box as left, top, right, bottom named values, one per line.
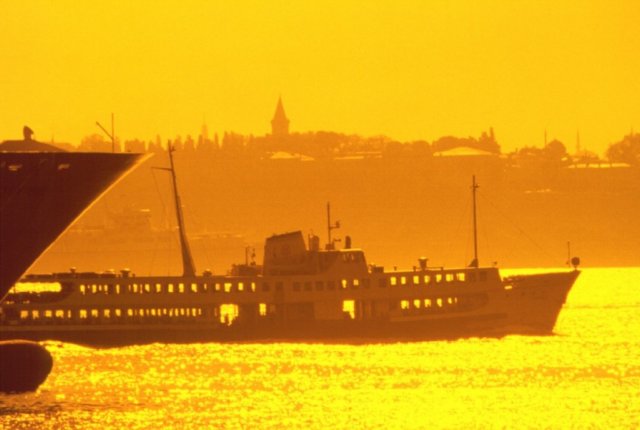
left=19, top=304, right=263, bottom=324
left=80, top=281, right=258, bottom=295
left=389, top=271, right=487, bottom=286
left=399, top=297, right=459, bottom=310
left=77, top=271, right=487, bottom=296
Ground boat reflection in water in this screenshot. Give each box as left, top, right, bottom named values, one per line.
left=0, top=148, right=580, bottom=346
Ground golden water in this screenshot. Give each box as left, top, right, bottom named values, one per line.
left=1, top=268, right=639, bottom=429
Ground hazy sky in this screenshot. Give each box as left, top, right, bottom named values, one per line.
left=1, top=1, right=638, bottom=153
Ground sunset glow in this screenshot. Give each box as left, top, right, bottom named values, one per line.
left=2, top=1, right=638, bottom=153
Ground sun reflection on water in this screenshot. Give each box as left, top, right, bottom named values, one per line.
left=1, top=268, right=639, bottom=429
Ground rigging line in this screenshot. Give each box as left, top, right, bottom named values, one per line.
left=181, top=197, right=214, bottom=269
left=150, top=167, right=172, bottom=275
left=453, top=193, right=472, bottom=266
left=476, top=190, right=556, bottom=262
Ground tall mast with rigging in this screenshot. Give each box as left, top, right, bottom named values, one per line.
left=471, top=175, right=479, bottom=268
left=166, top=144, right=196, bottom=277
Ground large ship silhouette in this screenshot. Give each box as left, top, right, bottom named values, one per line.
left=0, top=147, right=580, bottom=346
left=0, top=127, right=143, bottom=392
left=0, top=127, right=144, bottom=299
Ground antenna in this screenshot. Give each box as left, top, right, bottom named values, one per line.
left=471, top=175, right=479, bottom=268
left=155, top=143, right=196, bottom=277
left=96, top=113, right=116, bottom=152
left=326, top=202, right=340, bottom=250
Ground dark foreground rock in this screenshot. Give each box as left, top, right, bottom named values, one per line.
left=0, top=340, right=53, bottom=393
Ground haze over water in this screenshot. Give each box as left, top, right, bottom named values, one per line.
left=1, top=267, right=638, bottom=429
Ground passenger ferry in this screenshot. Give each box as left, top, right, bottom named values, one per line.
left=0, top=148, right=580, bottom=347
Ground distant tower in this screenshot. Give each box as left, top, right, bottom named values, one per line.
left=271, top=97, right=290, bottom=137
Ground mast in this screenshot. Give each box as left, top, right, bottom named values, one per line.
left=167, top=144, right=196, bottom=277
left=327, top=202, right=331, bottom=247
left=326, top=202, right=340, bottom=250
left=471, top=175, right=479, bottom=268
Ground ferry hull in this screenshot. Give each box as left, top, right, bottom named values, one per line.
left=0, top=271, right=578, bottom=347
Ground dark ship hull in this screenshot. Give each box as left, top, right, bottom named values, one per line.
left=0, top=151, right=143, bottom=299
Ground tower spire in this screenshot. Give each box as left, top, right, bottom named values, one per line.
left=271, top=96, right=290, bottom=136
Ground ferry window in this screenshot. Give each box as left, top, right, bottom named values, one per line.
left=155, top=283, right=162, bottom=293
left=304, top=282, right=312, bottom=291
left=103, top=309, right=111, bottom=318
left=127, top=309, right=134, bottom=317
left=479, top=271, right=487, bottom=282
left=342, top=300, right=355, bottom=319
left=130, top=284, right=137, bottom=294
left=80, top=285, right=86, bottom=295
left=168, top=283, right=175, bottom=293
left=400, top=276, right=407, bottom=285
left=178, top=283, right=185, bottom=293
left=20, top=310, right=29, bottom=319
left=115, top=284, right=121, bottom=294
left=436, top=298, right=443, bottom=307
left=55, top=310, right=65, bottom=318
left=251, top=282, right=257, bottom=292
left=79, top=310, right=87, bottom=319
left=424, top=299, right=432, bottom=308
left=259, top=303, right=267, bottom=316
left=91, top=309, right=99, bottom=318
left=435, top=274, right=443, bottom=283
left=379, top=278, right=387, bottom=288
left=390, top=276, right=397, bottom=286
left=362, top=278, right=370, bottom=288
left=219, top=304, right=239, bottom=325
left=413, top=275, right=420, bottom=285
left=262, top=282, right=271, bottom=292
left=191, top=283, right=198, bottom=293
left=315, top=281, right=324, bottom=291
left=92, top=284, right=98, bottom=294
left=238, top=282, right=245, bottom=292
left=115, top=309, right=122, bottom=317
left=293, top=282, right=301, bottom=292
left=400, top=300, right=410, bottom=310
left=224, top=282, right=232, bottom=293
left=423, top=275, right=431, bottom=285
left=413, top=299, right=422, bottom=309
left=327, top=280, right=336, bottom=290
left=276, top=282, right=284, bottom=292
left=352, top=279, right=360, bottom=288
left=446, top=273, right=454, bottom=282
left=44, top=310, right=53, bottom=318
left=448, top=297, right=455, bottom=305
left=341, top=279, right=348, bottom=289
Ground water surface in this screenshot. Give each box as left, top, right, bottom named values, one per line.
left=1, top=268, right=639, bottom=429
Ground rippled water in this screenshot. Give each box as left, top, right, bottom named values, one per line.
left=1, top=268, right=639, bottom=429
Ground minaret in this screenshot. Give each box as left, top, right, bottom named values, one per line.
left=271, top=97, right=290, bottom=137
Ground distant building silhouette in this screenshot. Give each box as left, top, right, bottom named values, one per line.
left=271, top=97, right=290, bottom=137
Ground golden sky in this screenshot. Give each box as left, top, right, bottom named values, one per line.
left=1, top=1, right=638, bottom=153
